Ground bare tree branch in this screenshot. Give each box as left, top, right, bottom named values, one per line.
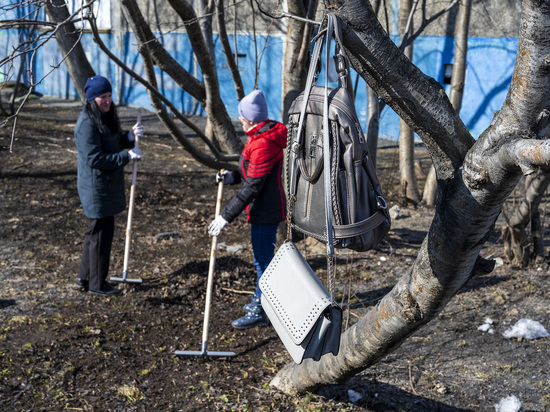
left=87, top=12, right=238, bottom=165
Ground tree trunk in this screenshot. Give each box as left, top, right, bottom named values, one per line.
left=119, top=0, right=206, bottom=103
left=364, top=0, right=382, bottom=168
left=271, top=0, right=550, bottom=394
left=448, top=0, right=471, bottom=112
left=398, top=0, right=420, bottom=203
left=216, top=0, right=244, bottom=100
left=422, top=165, right=437, bottom=205
left=281, top=0, right=319, bottom=122
left=502, top=170, right=550, bottom=266
left=165, top=0, right=241, bottom=154
left=366, top=85, right=380, bottom=167
left=44, top=0, right=95, bottom=101
left=120, top=0, right=242, bottom=157
left=422, top=0, right=471, bottom=206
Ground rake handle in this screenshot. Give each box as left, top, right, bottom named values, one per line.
left=201, top=170, right=225, bottom=346
left=122, top=111, right=141, bottom=279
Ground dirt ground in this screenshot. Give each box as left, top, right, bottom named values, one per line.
left=1, top=97, right=549, bottom=411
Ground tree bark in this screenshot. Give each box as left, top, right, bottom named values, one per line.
left=423, top=0, right=471, bottom=206
left=281, top=0, right=320, bottom=122
left=271, top=0, right=550, bottom=395
left=366, top=84, right=380, bottom=167
left=119, top=0, right=242, bottom=157
left=44, top=0, right=95, bottom=101
left=422, top=165, right=437, bottom=205
left=398, top=0, right=420, bottom=203
left=502, top=170, right=550, bottom=265
left=216, top=0, right=244, bottom=100
left=448, top=0, right=471, bottom=112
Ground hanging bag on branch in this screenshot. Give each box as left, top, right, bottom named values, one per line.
left=259, top=241, right=341, bottom=364
left=260, top=14, right=354, bottom=364
left=286, top=13, right=391, bottom=252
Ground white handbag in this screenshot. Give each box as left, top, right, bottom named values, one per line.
left=259, top=241, right=342, bottom=364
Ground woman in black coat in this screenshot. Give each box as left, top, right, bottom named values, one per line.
left=74, top=76, right=142, bottom=296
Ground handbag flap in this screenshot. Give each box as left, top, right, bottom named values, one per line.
left=259, top=242, right=333, bottom=345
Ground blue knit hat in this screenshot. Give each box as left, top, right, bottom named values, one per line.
left=84, top=76, right=112, bottom=101
left=238, top=90, right=268, bottom=123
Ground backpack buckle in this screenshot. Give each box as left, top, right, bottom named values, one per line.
left=377, top=196, right=388, bottom=210
left=333, top=54, right=348, bottom=76
left=309, top=136, right=318, bottom=158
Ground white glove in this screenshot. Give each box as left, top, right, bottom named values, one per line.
left=128, top=148, right=142, bottom=161
left=208, top=215, right=228, bottom=236
left=216, top=170, right=234, bottom=185
left=129, top=123, right=143, bottom=141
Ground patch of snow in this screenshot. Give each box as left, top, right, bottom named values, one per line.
left=478, top=323, right=491, bottom=332
left=389, top=205, right=401, bottom=220
left=494, top=395, right=522, bottom=412
left=478, top=318, right=495, bottom=334
left=225, top=244, right=244, bottom=254
left=502, top=319, right=550, bottom=339
left=217, top=242, right=244, bottom=254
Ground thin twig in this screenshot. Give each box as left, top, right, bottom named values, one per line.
left=221, top=287, right=254, bottom=295
left=408, top=360, right=419, bottom=395
left=254, top=0, right=321, bottom=26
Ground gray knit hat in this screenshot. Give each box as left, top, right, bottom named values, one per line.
left=238, top=90, right=268, bottom=123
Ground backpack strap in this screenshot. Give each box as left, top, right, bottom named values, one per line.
left=287, top=26, right=327, bottom=205
left=331, top=14, right=353, bottom=97
left=322, top=14, right=355, bottom=304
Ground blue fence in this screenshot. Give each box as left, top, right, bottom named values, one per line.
left=1, top=26, right=518, bottom=140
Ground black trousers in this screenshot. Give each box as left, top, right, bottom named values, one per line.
left=78, top=216, right=115, bottom=290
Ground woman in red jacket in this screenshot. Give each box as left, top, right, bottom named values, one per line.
left=208, top=90, right=287, bottom=329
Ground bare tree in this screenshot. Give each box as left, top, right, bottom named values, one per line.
left=502, top=171, right=550, bottom=266
left=364, top=0, right=383, bottom=167
left=280, top=0, right=320, bottom=122
left=0, top=0, right=95, bottom=150
left=423, top=0, right=472, bottom=206
left=44, top=0, right=95, bottom=101
left=2, top=0, right=313, bottom=170
left=363, top=0, right=458, bottom=172
left=398, top=0, right=420, bottom=203
left=271, top=0, right=550, bottom=394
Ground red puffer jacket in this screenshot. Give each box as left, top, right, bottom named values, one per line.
left=221, top=120, right=287, bottom=225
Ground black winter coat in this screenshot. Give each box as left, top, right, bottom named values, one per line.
left=75, top=108, right=133, bottom=219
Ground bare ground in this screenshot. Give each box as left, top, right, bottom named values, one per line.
left=1, top=98, right=549, bottom=411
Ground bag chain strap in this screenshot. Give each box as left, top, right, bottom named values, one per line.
left=323, top=14, right=339, bottom=306
left=285, top=13, right=344, bottom=307
left=287, top=26, right=326, bottom=211
left=285, top=126, right=294, bottom=241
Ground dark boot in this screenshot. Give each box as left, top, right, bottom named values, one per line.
left=232, top=299, right=268, bottom=329
left=75, top=278, right=89, bottom=291
left=89, top=281, right=122, bottom=297
left=243, top=294, right=262, bottom=312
